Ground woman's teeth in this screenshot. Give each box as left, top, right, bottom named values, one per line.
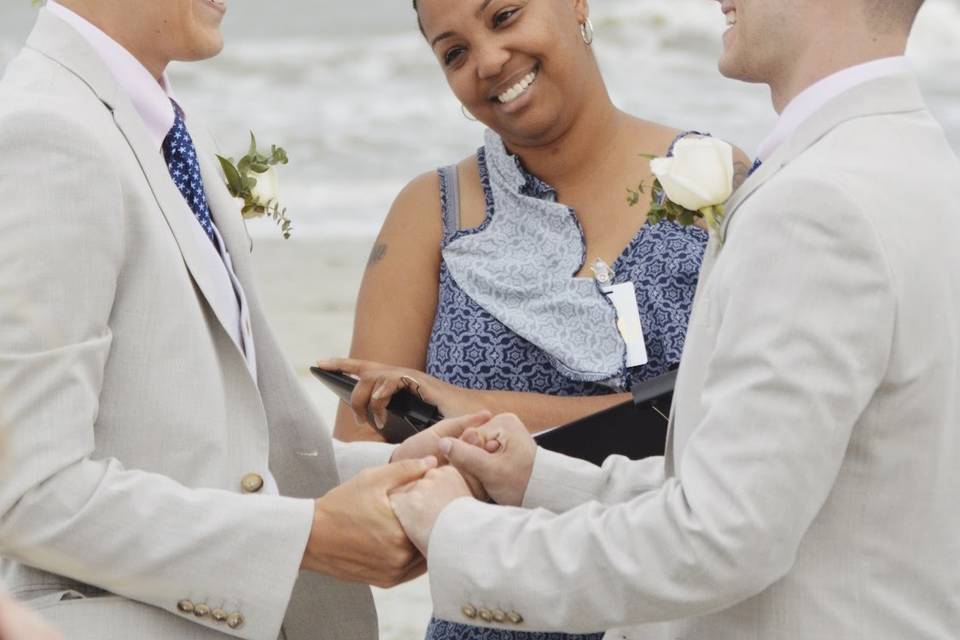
left=725, top=11, right=737, bottom=27
left=498, top=71, right=537, bottom=104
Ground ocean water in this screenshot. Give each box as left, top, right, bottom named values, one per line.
left=2, top=0, right=959, bottom=238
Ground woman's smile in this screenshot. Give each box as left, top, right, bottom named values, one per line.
left=489, top=64, right=540, bottom=114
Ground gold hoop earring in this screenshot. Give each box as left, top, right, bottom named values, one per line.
left=461, top=105, right=478, bottom=122
left=580, top=18, right=594, bottom=46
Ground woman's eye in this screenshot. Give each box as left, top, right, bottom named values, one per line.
left=493, top=9, right=518, bottom=28
left=444, top=47, right=465, bottom=66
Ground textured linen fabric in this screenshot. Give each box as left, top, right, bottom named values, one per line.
left=427, top=136, right=707, bottom=397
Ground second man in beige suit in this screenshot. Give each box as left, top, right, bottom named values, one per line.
left=391, top=1, right=960, bottom=638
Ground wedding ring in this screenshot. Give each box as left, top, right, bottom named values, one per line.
left=399, top=374, right=425, bottom=401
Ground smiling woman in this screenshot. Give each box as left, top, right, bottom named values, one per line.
left=326, top=2, right=748, bottom=636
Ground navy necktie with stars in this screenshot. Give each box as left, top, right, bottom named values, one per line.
left=162, top=100, right=218, bottom=246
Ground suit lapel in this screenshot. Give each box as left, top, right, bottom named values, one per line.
left=27, top=10, right=246, bottom=349
left=720, top=73, right=926, bottom=243
left=196, top=141, right=255, bottom=280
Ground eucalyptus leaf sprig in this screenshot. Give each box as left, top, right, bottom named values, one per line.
left=217, top=133, right=292, bottom=239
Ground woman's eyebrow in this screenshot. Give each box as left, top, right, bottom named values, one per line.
left=431, top=31, right=455, bottom=48
left=430, top=0, right=497, bottom=48
left=474, top=0, right=495, bottom=18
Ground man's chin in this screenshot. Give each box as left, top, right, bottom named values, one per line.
left=181, top=36, right=225, bottom=62
left=717, top=56, right=762, bottom=84
left=716, top=53, right=740, bottom=80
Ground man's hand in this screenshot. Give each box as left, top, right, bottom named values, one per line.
left=389, top=466, right=473, bottom=555
left=440, top=413, right=538, bottom=507
left=302, top=457, right=437, bottom=588
left=392, top=412, right=494, bottom=500
left=0, top=590, right=62, bottom=640
left=391, top=412, right=492, bottom=464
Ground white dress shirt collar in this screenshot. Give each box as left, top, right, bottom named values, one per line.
left=755, top=57, right=911, bottom=162
left=47, top=1, right=177, bottom=150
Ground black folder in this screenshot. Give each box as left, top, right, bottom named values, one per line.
left=310, top=367, right=441, bottom=444
left=533, top=370, right=674, bottom=466
left=311, top=366, right=674, bottom=462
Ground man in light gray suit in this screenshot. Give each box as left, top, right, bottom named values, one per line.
left=389, top=0, right=960, bottom=638
left=0, top=1, right=470, bottom=638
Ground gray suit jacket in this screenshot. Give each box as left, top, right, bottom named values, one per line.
left=425, top=72, right=960, bottom=638
left=0, top=11, right=383, bottom=640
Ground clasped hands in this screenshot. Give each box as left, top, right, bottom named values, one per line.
left=301, top=411, right=537, bottom=588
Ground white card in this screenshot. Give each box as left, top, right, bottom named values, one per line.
left=601, top=282, right=648, bottom=367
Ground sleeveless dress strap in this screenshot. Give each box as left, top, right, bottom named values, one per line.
left=437, top=164, right=461, bottom=247
left=666, top=129, right=711, bottom=156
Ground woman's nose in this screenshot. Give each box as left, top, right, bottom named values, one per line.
left=474, top=42, right=510, bottom=80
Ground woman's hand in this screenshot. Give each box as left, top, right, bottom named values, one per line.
left=0, top=590, right=63, bottom=640
left=316, top=358, right=487, bottom=434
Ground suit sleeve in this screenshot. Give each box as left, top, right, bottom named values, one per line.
left=521, top=449, right=666, bottom=513
left=0, top=109, right=313, bottom=640
left=426, top=175, right=896, bottom=632
left=333, top=439, right=396, bottom=482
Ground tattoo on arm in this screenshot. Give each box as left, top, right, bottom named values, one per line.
left=733, top=161, right=750, bottom=190
left=367, top=243, right=387, bottom=268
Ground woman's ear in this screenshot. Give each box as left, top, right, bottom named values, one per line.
left=571, top=0, right=590, bottom=24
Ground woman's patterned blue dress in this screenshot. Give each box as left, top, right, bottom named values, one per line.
left=423, top=146, right=707, bottom=640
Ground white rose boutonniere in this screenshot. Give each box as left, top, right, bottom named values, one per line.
left=217, top=133, right=292, bottom=239
left=628, top=136, right=734, bottom=233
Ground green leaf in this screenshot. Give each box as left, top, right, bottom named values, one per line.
left=271, top=146, right=289, bottom=165
left=248, top=131, right=258, bottom=156
left=216, top=155, right=243, bottom=196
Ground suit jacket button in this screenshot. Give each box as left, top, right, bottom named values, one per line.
left=211, top=608, right=228, bottom=623
left=478, top=608, right=493, bottom=622
left=492, top=609, right=506, bottom=623
left=177, top=600, right=195, bottom=614
left=241, top=473, right=264, bottom=493
left=193, top=603, right=211, bottom=618
left=226, top=612, right=245, bottom=629
left=507, top=611, right=524, bottom=624
left=461, top=604, right=477, bottom=619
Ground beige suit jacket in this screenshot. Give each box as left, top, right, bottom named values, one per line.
left=0, top=11, right=388, bottom=640
left=425, top=72, right=960, bottom=638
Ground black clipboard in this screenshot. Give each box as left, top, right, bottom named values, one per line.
left=309, top=368, right=444, bottom=444
left=533, top=369, right=674, bottom=466
left=310, top=366, right=674, bottom=463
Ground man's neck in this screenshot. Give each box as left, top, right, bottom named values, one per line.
left=54, top=0, right=168, bottom=81
left=770, top=33, right=908, bottom=113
